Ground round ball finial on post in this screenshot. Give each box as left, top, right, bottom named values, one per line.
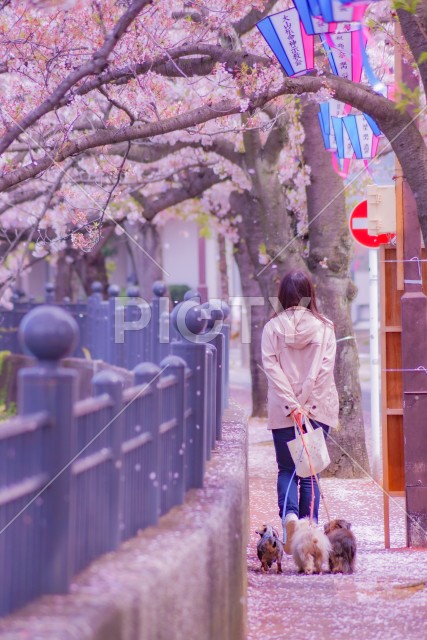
left=183, top=289, right=201, bottom=302
left=201, top=302, right=224, bottom=330
left=171, top=301, right=207, bottom=340
left=126, top=285, right=140, bottom=298
left=134, top=362, right=161, bottom=386
left=91, top=281, right=103, bottom=295
left=152, top=281, right=167, bottom=298
left=108, top=284, right=120, bottom=298
left=19, top=305, right=79, bottom=363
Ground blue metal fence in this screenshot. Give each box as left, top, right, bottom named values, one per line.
left=0, top=284, right=230, bottom=617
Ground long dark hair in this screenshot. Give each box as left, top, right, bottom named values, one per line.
left=277, top=270, right=325, bottom=323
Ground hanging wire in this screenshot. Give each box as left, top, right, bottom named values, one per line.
left=383, top=366, right=427, bottom=374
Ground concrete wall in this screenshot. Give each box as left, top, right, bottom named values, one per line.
left=0, top=401, right=249, bottom=640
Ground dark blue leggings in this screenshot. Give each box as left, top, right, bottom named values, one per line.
left=272, top=421, right=329, bottom=521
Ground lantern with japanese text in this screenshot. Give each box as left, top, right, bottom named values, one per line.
left=331, top=114, right=381, bottom=159
left=257, top=8, right=314, bottom=77
left=320, top=26, right=366, bottom=82
left=342, top=114, right=381, bottom=158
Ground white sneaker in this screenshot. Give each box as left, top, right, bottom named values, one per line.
left=283, top=513, right=298, bottom=555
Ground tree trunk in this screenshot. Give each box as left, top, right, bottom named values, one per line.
left=228, top=123, right=308, bottom=417
left=74, top=250, right=109, bottom=296
left=125, top=220, right=164, bottom=301
left=301, top=102, right=370, bottom=478
left=230, top=183, right=306, bottom=417
left=233, top=233, right=269, bottom=417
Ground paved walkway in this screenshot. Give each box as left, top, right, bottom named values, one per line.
left=231, top=386, right=427, bottom=640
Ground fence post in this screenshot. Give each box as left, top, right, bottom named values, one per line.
left=18, top=305, right=79, bottom=595
left=201, top=302, right=225, bottom=440
left=108, top=284, right=123, bottom=367
left=92, top=370, right=124, bottom=549
left=171, top=303, right=208, bottom=490
left=220, top=302, right=230, bottom=410
left=205, top=343, right=217, bottom=456
left=151, top=281, right=168, bottom=364
left=123, top=286, right=145, bottom=369
left=159, top=311, right=171, bottom=363
left=134, top=363, right=161, bottom=527
left=159, top=355, right=186, bottom=513
left=87, top=281, right=104, bottom=360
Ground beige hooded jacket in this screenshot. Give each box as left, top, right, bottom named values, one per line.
left=261, top=307, right=339, bottom=429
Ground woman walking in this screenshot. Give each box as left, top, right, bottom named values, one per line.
left=261, top=270, right=339, bottom=553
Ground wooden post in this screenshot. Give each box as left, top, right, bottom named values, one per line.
left=395, top=19, right=427, bottom=546
left=380, top=245, right=405, bottom=548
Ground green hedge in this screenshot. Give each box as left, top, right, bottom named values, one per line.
left=168, top=284, right=191, bottom=306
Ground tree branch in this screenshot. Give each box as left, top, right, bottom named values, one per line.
left=233, top=0, right=280, bottom=36
left=203, top=138, right=244, bottom=167
left=263, top=111, right=290, bottom=165
left=69, top=46, right=267, bottom=96
left=0, top=75, right=419, bottom=197
left=107, top=140, right=195, bottom=164
left=0, top=0, right=153, bottom=155
left=0, top=187, right=45, bottom=215
left=130, top=167, right=226, bottom=221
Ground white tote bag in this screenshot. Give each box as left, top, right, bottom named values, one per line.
left=287, top=417, right=330, bottom=478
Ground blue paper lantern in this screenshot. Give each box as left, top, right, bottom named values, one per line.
left=331, top=114, right=381, bottom=159
left=331, top=116, right=356, bottom=158
left=318, top=99, right=349, bottom=137
left=342, top=114, right=381, bottom=158
left=293, top=0, right=336, bottom=35
left=257, top=8, right=315, bottom=77
left=293, top=0, right=367, bottom=25
left=317, top=0, right=367, bottom=23
left=320, top=27, right=366, bottom=82
left=318, top=112, right=337, bottom=150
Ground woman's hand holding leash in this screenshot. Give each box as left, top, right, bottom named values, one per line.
left=290, top=407, right=304, bottom=425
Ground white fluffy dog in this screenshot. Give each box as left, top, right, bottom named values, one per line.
left=291, top=518, right=331, bottom=575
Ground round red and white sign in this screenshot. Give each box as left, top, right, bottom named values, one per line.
left=349, top=200, right=395, bottom=248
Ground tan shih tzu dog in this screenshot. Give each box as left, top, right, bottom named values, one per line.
left=291, top=518, right=331, bottom=575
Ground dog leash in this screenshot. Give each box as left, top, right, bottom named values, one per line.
left=298, top=410, right=332, bottom=525
left=294, top=413, right=316, bottom=524
left=281, top=414, right=331, bottom=544
left=281, top=468, right=297, bottom=544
